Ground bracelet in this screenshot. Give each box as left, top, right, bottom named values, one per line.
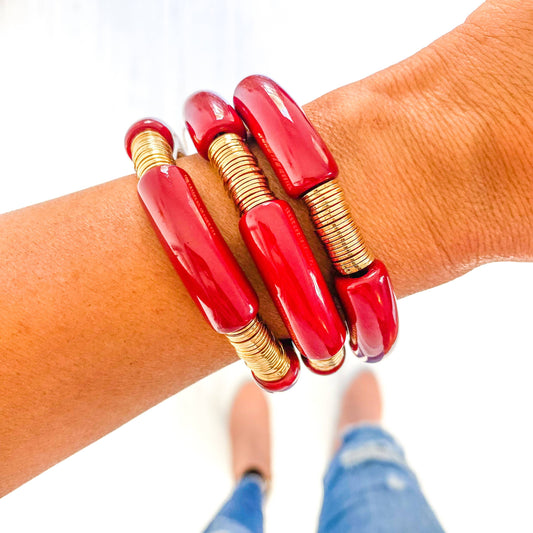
left=124, top=75, right=398, bottom=392
left=184, top=92, right=347, bottom=375
left=233, top=75, right=399, bottom=362
left=124, top=119, right=300, bottom=392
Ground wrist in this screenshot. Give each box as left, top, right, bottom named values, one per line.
left=177, top=3, right=533, bottom=301
left=304, top=7, right=533, bottom=295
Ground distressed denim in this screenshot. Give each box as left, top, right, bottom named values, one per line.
left=203, top=425, right=444, bottom=532
left=318, top=425, right=444, bottom=532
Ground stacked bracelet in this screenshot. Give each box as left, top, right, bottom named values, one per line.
left=124, top=75, right=399, bottom=393
left=233, top=75, right=399, bottom=362
left=124, top=119, right=299, bottom=392
left=184, top=92, right=347, bottom=375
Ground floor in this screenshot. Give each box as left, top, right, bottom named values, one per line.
left=2, top=1, right=533, bottom=532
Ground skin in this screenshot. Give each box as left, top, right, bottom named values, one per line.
left=0, top=0, right=532, bottom=497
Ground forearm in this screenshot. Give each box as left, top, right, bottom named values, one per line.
left=1, top=0, right=532, bottom=496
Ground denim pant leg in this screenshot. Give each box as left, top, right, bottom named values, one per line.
left=318, top=424, right=445, bottom=533
left=203, top=473, right=264, bottom=533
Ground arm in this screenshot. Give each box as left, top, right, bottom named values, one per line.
left=1, top=0, right=532, bottom=496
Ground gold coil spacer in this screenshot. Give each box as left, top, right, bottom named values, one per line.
left=208, top=133, right=274, bottom=214
left=306, top=347, right=345, bottom=373
left=226, top=316, right=291, bottom=382
left=303, top=180, right=374, bottom=275
left=131, top=130, right=175, bottom=178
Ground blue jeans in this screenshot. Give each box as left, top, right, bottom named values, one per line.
left=203, top=425, right=444, bottom=533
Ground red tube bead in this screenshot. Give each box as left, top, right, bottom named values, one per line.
left=335, top=260, right=399, bottom=363
left=184, top=91, right=247, bottom=159
left=138, top=164, right=258, bottom=334
left=234, top=75, right=338, bottom=198
left=239, top=199, right=346, bottom=360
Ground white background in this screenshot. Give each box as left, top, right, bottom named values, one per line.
left=1, top=1, right=532, bottom=532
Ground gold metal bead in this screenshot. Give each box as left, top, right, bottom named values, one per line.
left=226, top=316, right=291, bottom=382
left=131, top=130, right=175, bottom=178
left=303, top=180, right=374, bottom=275
left=306, top=347, right=345, bottom=373
left=208, top=133, right=274, bottom=214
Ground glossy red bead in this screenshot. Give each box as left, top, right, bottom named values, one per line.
left=335, top=260, right=399, bottom=363
left=253, top=340, right=300, bottom=393
left=138, top=164, right=258, bottom=334
left=239, top=199, right=346, bottom=361
left=125, top=118, right=175, bottom=159
left=184, top=91, right=247, bottom=159
left=233, top=75, right=338, bottom=198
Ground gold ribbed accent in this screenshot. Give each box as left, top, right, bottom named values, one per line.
left=226, top=316, right=290, bottom=382
left=307, top=347, right=345, bottom=373
left=131, top=130, right=174, bottom=178
left=303, top=180, right=374, bottom=275
left=208, top=133, right=274, bottom=214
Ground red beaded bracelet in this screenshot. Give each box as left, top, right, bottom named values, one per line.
left=125, top=75, right=398, bottom=392
left=124, top=118, right=299, bottom=392
left=233, top=75, right=399, bottom=362
left=184, top=92, right=347, bottom=375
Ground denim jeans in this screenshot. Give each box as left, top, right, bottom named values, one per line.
left=203, top=425, right=444, bottom=533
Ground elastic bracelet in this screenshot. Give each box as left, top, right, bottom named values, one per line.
left=183, top=92, right=347, bottom=375
left=233, top=75, right=399, bottom=362
left=124, top=119, right=299, bottom=392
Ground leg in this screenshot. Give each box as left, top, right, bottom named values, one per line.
left=318, top=372, right=444, bottom=533
left=203, top=383, right=270, bottom=533
left=203, top=472, right=265, bottom=533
